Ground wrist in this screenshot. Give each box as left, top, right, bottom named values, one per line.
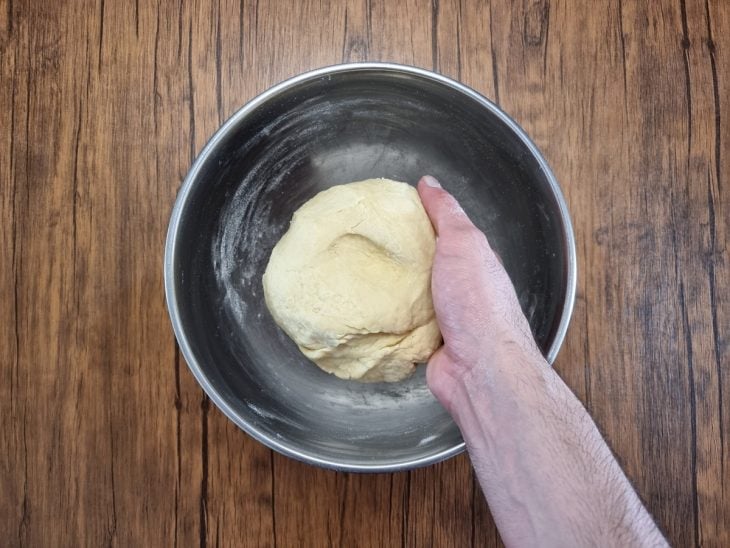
left=427, top=341, right=550, bottom=424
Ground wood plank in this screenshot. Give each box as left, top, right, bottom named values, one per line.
left=152, top=1, right=207, bottom=545
left=368, top=0, right=432, bottom=67
left=0, top=0, right=26, bottom=540
left=8, top=2, right=114, bottom=544
left=684, top=1, right=729, bottom=545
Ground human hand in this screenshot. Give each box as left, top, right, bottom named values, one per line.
left=416, top=176, right=542, bottom=411
left=417, top=176, right=667, bottom=547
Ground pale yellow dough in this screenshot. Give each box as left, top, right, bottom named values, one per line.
left=262, top=178, right=442, bottom=382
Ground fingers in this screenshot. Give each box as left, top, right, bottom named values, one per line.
left=417, top=176, right=476, bottom=236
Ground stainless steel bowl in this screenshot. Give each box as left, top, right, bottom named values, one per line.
left=165, top=63, right=576, bottom=472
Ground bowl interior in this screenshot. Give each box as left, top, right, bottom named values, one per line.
left=168, top=66, right=571, bottom=470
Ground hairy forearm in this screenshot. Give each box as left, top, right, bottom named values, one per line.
left=446, top=353, right=668, bottom=547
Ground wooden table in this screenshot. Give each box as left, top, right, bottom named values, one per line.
left=2, top=1, right=728, bottom=546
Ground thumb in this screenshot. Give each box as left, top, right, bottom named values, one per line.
left=425, top=347, right=461, bottom=415
left=416, top=176, right=475, bottom=236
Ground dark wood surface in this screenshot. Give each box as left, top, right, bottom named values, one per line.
left=1, top=0, right=728, bottom=546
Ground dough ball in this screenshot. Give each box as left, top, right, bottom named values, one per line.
left=262, top=178, right=442, bottom=382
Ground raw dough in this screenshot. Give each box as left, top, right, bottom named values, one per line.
left=262, top=178, right=442, bottom=382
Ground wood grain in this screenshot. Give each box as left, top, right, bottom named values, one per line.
left=0, top=0, right=727, bottom=546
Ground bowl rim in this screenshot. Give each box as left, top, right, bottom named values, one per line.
left=164, top=61, right=578, bottom=472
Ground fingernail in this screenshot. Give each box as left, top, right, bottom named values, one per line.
left=422, top=175, right=441, bottom=188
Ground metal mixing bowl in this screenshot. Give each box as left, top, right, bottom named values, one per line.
left=165, top=63, right=576, bottom=472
